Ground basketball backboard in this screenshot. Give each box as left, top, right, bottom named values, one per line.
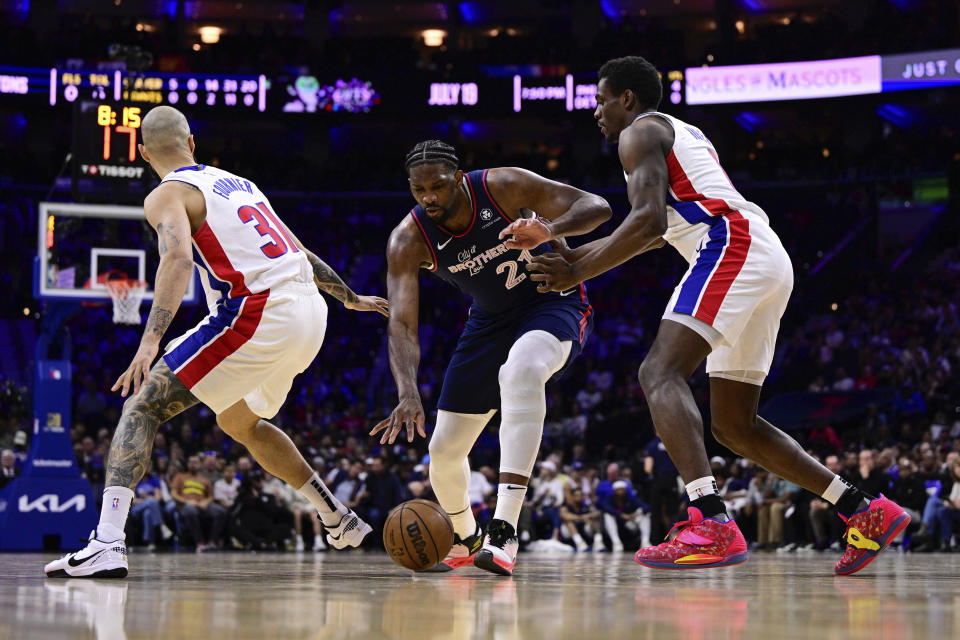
left=34, top=201, right=199, bottom=304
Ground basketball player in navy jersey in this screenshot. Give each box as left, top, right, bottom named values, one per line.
left=515, top=56, right=909, bottom=575
left=370, top=141, right=611, bottom=575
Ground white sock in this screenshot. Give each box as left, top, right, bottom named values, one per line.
left=493, top=483, right=526, bottom=529
left=820, top=475, right=850, bottom=505
left=573, top=533, right=586, bottom=546
left=98, top=486, right=133, bottom=541
left=429, top=410, right=493, bottom=535
left=684, top=476, right=719, bottom=502
left=448, top=506, right=478, bottom=539
left=604, top=513, right=623, bottom=549
left=298, top=473, right=346, bottom=526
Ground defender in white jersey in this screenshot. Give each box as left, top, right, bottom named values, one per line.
left=509, top=57, right=909, bottom=576
left=45, top=106, right=389, bottom=579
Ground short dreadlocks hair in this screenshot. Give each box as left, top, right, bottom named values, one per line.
left=598, top=56, right=662, bottom=111
left=404, top=140, right=460, bottom=173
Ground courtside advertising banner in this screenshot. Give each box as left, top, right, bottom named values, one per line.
left=685, top=55, right=882, bottom=105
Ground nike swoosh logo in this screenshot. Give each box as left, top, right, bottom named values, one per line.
left=67, top=549, right=106, bottom=567
left=559, top=288, right=577, bottom=297
left=437, top=237, right=453, bottom=250
left=505, top=484, right=527, bottom=491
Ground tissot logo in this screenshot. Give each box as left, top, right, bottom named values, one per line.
left=80, top=164, right=146, bottom=178
left=18, top=494, right=87, bottom=513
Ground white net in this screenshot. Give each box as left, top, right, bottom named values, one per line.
left=106, top=279, right=148, bottom=325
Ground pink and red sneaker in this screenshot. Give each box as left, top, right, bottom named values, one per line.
left=474, top=519, right=519, bottom=576
left=634, top=507, right=749, bottom=570
left=423, top=525, right=483, bottom=573
left=834, top=494, right=910, bottom=576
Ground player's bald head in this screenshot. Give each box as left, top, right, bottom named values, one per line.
left=141, top=106, right=192, bottom=156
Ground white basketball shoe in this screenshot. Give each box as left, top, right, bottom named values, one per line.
left=44, top=527, right=128, bottom=578
left=474, top=519, right=519, bottom=576
left=321, top=509, right=372, bottom=550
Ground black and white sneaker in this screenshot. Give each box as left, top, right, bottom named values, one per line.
left=320, top=509, right=372, bottom=550
left=44, top=529, right=128, bottom=578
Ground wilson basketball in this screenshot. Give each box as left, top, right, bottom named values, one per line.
left=383, top=499, right=454, bottom=571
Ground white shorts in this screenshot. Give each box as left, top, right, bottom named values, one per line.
left=163, top=281, right=326, bottom=418
left=663, top=212, right=793, bottom=381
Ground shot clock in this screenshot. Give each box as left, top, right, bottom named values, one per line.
left=72, top=100, right=152, bottom=201
left=95, top=103, right=142, bottom=162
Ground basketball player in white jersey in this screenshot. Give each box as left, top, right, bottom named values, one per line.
left=508, top=56, right=909, bottom=575
left=45, top=106, right=388, bottom=578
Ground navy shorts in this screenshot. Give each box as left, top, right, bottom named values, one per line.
left=437, top=293, right=594, bottom=414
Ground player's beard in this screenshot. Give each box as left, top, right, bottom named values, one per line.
left=426, top=206, right=452, bottom=224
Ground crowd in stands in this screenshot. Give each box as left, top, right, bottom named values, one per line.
left=2, top=206, right=958, bottom=553
left=1, top=0, right=958, bottom=557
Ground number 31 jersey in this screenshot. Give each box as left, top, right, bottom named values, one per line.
left=409, top=168, right=587, bottom=315
left=160, top=164, right=313, bottom=311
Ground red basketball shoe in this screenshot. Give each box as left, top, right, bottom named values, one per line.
left=634, top=507, right=749, bottom=570
left=423, top=524, right=483, bottom=572
left=834, top=495, right=910, bottom=576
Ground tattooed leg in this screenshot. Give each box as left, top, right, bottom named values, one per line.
left=105, top=359, right=199, bottom=489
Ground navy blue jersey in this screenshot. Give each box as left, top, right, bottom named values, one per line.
left=410, top=169, right=582, bottom=315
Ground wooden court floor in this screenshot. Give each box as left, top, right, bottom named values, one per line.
left=2, top=551, right=957, bottom=639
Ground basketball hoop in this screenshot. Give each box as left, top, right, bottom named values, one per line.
left=105, top=279, right=147, bottom=325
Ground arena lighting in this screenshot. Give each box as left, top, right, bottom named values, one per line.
left=422, top=29, right=446, bottom=47
left=199, top=26, right=222, bottom=44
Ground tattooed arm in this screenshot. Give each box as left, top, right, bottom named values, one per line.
left=112, top=183, right=195, bottom=398
left=264, top=207, right=389, bottom=316
left=305, top=252, right=358, bottom=304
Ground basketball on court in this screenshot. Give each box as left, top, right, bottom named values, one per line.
left=383, top=499, right=454, bottom=571
left=4, top=3, right=960, bottom=638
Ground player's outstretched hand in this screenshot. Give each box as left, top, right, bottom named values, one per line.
left=498, top=217, right=552, bottom=250
left=111, top=342, right=159, bottom=398
left=369, top=396, right=426, bottom=444
left=526, top=253, right=580, bottom=293
left=344, top=295, right=389, bottom=317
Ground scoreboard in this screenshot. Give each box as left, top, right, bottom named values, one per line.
left=0, top=66, right=266, bottom=111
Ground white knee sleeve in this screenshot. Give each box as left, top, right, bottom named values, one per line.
left=428, top=409, right=494, bottom=513
left=498, top=330, right=572, bottom=477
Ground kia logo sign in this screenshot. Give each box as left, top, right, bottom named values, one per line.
left=18, top=494, right=86, bottom=513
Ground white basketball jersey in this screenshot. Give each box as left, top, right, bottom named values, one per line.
left=627, top=112, right=769, bottom=263
left=160, top=164, right=312, bottom=311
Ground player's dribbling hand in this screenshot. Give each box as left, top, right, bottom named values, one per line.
left=526, top=253, right=580, bottom=293
left=369, top=396, right=426, bottom=444
left=111, top=342, right=159, bottom=398
left=344, top=295, right=390, bottom=317
left=498, top=217, right=552, bottom=250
